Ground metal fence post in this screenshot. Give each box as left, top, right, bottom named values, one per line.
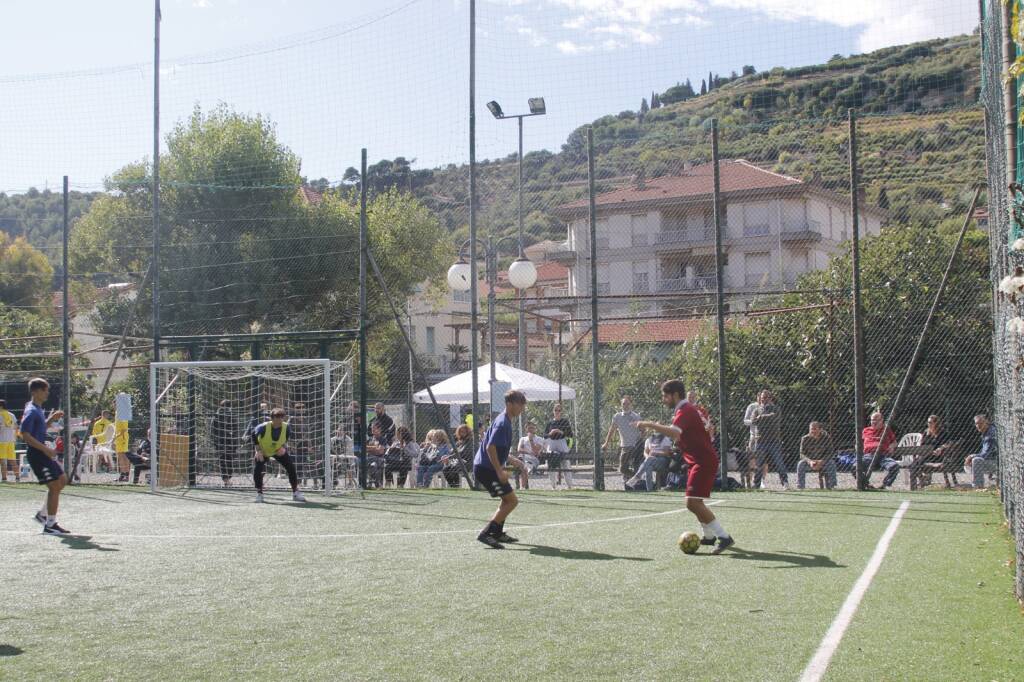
left=711, top=121, right=730, bottom=485
left=587, top=126, right=603, bottom=490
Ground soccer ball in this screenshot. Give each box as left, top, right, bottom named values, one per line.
left=678, top=531, right=701, bottom=554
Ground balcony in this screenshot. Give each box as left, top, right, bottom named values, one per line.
left=655, top=230, right=714, bottom=251
left=658, top=275, right=717, bottom=293
left=781, top=221, right=823, bottom=243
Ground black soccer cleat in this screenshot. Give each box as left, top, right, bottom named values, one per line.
left=711, top=536, right=735, bottom=555
left=42, top=522, right=71, bottom=536
left=493, top=532, right=518, bottom=544
left=34, top=510, right=46, bottom=524
left=477, top=533, right=505, bottom=549
left=700, top=536, right=717, bottom=546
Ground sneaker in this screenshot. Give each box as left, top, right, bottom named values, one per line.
left=255, top=492, right=265, bottom=503
left=33, top=510, right=46, bottom=524
left=116, top=473, right=129, bottom=483
left=476, top=533, right=504, bottom=549
left=292, top=491, right=306, bottom=503
left=711, top=536, right=735, bottom=555
left=700, top=536, right=717, bottom=546
left=42, top=522, right=70, bottom=536
left=493, top=532, right=518, bottom=543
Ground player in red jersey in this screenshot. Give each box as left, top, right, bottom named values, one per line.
left=635, top=379, right=734, bottom=554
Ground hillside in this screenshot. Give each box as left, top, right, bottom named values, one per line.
left=0, top=188, right=99, bottom=265
left=397, top=34, right=985, bottom=245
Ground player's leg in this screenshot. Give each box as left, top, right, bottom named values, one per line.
left=41, top=474, right=69, bottom=535
left=685, top=462, right=733, bottom=553
left=253, top=454, right=267, bottom=501
left=474, top=466, right=518, bottom=547
left=275, top=453, right=305, bottom=501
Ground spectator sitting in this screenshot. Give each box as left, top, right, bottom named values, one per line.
left=364, top=421, right=387, bottom=488
left=126, top=429, right=153, bottom=484
left=910, top=415, right=957, bottom=489
left=965, top=414, right=997, bottom=489
left=515, top=421, right=543, bottom=490
left=384, top=426, right=417, bottom=488
left=416, top=429, right=451, bottom=488
left=625, top=430, right=675, bottom=492
left=445, top=425, right=474, bottom=488
left=797, top=422, right=836, bottom=489
left=862, top=411, right=900, bottom=489
left=369, top=403, right=396, bottom=445
left=544, top=429, right=573, bottom=489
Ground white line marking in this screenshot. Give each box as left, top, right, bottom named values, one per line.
left=0, top=500, right=721, bottom=540
left=799, top=499, right=910, bottom=682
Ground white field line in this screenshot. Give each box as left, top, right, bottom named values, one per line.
left=0, top=500, right=721, bottom=540
left=798, top=500, right=910, bottom=682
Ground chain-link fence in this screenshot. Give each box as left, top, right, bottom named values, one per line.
left=1, top=1, right=1015, bottom=592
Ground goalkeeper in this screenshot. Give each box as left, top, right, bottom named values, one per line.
left=250, top=408, right=306, bottom=503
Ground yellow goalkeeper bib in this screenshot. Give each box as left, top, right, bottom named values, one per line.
left=256, top=422, right=288, bottom=457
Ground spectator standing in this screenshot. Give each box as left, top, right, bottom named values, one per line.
left=545, top=404, right=573, bottom=486
left=212, top=399, right=237, bottom=487
left=797, top=422, right=836, bottom=489
left=91, top=409, right=115, bottom=474
left=752, top=390, right=788, bottom=489
left=740, top=393, right=762, bottom=488
left=862, top=412, right=900, bottom=489
left=965, top=414, right=998, bottom=489
left=602, top=397, right=642, bottom=484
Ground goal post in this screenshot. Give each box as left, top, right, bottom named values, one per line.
left=149, top=359, right=354, bottom=495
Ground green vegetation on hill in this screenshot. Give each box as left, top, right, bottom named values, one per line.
left=0, top=189, right=98, bottom=265
left=358, top=34, right=984, bottom=246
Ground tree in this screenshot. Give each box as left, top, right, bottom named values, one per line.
left=700, top=79, right=708, bottom=95
left=71, top=104, right=449, bottom=341
left=708, top=71, right=714, bottom=91
left=638, top=97, right=649, bottom=124
left=0, top=232, right=53, bottom=307
left=742, top=65, right=756, bottom=76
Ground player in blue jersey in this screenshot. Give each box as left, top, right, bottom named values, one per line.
left=20, top=378, right=70, bottom=535
left=472, top=389, right=528, bottom=549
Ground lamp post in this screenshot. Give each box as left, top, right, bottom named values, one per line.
left=447, top=237, right=537, bottom=407
left=486, top=98, right=546, bottom=371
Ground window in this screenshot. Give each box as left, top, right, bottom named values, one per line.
left=630, top=214, right=648, bottom=247
left=744, top=251, right=771, bottom=287
left=425, top=327, right=436, bottom=355
left=632, top=271, right=649, bottom=293
left=743, top=202, right=771, bottom=237
left=452, top=289, right=472, bottom=303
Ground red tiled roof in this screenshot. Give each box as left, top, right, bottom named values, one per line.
left=584, top=319, right=708, bottom=344
left=298, top=186, right=323, bottom=205
left=556, top=160, right=802, bottom=214
left=535, top=261, right=568, bottom=282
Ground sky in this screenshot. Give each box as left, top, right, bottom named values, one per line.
left=0, top=0, right=979, bottom=192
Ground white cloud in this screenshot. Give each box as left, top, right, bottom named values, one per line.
left=709, top=0, right=977, bottom=52
left=192, top=0, right=212, bottom=8
left=556, top=40, right=595, bottom=54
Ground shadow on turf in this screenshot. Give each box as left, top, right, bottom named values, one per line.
left=509, top=543, right=651, bottom=562
left=719, top=547, right=844, bottom=569
left=0, top=645, right=23, bottom=657
left=58, top=535, right=119, bottom=552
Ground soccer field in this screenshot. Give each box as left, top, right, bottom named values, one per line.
left=1, top=485, right=1021, bottom=681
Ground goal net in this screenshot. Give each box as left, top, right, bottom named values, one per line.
left=149, top=359, right=355, bottom=495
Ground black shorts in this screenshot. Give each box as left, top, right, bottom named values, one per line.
left=26, top=449, right=64, bottom=485
left=473, top=465, right=514, bottom=498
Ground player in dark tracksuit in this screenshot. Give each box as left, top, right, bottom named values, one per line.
left=472, top=389, right=528, bottom=549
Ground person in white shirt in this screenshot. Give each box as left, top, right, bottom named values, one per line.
left=625, top=431, right=674, bottom=491
left=741, top=394, right=762, bottom=488
left=544, top=429, right=573, bottom=489
left=516, top=421, right=543, bottom=489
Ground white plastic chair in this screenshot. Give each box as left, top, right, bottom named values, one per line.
left=84, top=425, right=116, bottom=474
left=896, top=432, right=922, bottom=487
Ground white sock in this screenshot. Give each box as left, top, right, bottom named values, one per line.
left=707, top=519, right=728, bottom=538
left=700, top=523, right=715, bottom=540
left=45, top=515, right=56, bottom=525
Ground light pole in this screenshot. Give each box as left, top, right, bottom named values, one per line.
left=487, top=98, right=546, bottom=371
left=448, top=237, right=537, bottom=407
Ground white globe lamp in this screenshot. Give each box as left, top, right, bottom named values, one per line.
left=447, top=260, right=473, bottom=292
left=507, top=257, right=538, bottom=290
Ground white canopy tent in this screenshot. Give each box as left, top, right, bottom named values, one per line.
left=413, top=363, right=576, bottom=405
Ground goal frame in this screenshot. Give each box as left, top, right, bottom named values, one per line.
left=149, top=358, right=337, bottom=494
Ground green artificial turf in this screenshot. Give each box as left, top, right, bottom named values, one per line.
left=1, top=484, right=1020, bottom=681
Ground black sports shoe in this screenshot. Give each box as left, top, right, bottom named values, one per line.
left=42, top=522, right=70, bottom=536
left=477, top=533, right=505, bottom=549
left=34, top=510, right=46, bottom=524
left=711, top=536, right=735, bottom=555
left=700, top=536, right=717, bottom=546
left=493, top=532, right=518, bottom=543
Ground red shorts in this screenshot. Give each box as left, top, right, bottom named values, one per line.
left=686, top=457, right=718, bottom=498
